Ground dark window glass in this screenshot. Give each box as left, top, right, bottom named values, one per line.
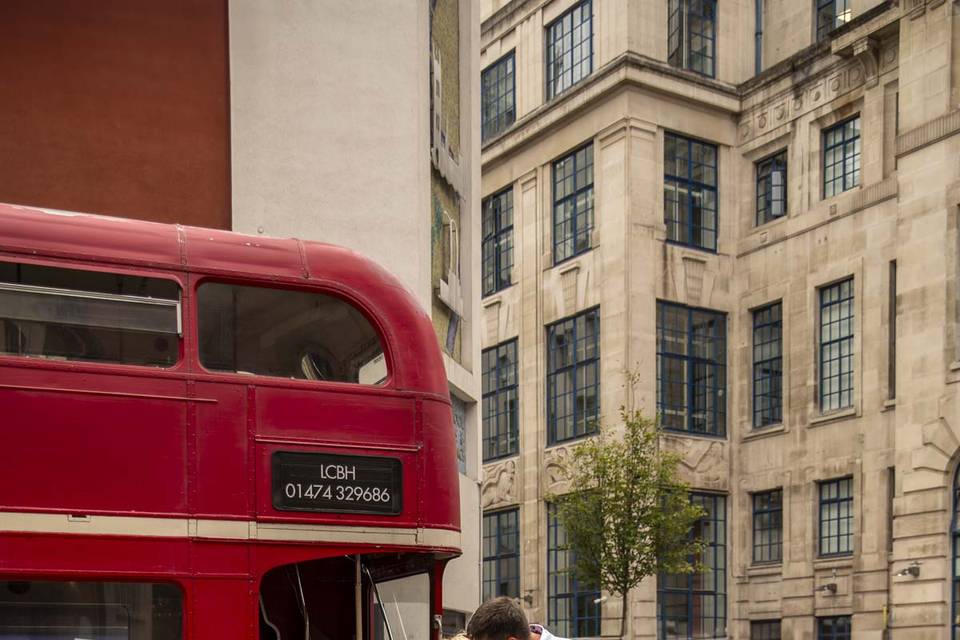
left=546, top=0, right=593, bottom=100
left=823, top=116, right=861, bottom=198
left=952, top=468, right=960, bottom=640
left=756, top=151, right=787, bottom=225
left=547, top=504, right=600, bottom=638
left=658, top=493, right=726, bottom=640
left=819, top=278, right=854, bottom=411
left=816, top=0, right=851, bottom=41
left=656, top=302, right=726, bottom=437
left=553, top=143, right=595, bottom=263
left=752, top=302, right=782, bottom=428
left=482, top=509, right=520, bottom=601
left=198, top=282, right=386, bottom=384
left=817, top=616, right=851, bottom=640
left=751, top=620, right=781, bottom=639
left=0, top=261, right=180, bottom=367
left=482, top=187, right=515, bottom=296
left=754, top=0, right=763, bottom=74
left=481, top=52, right=516, bottom=142
left=667, top=0, right=717, bottom=77
left=664, top=133, right=718, bottom=251
left=819, top=477, right=854, bottom=556
left=753, top=489, right=783, bottom=564
left=0, top=580, right=183, bottom=639
left=482, top=339, right=519, bottom=461
left=547, top=308, right=600, bottom=444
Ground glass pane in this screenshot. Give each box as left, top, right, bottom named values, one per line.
left=374, top=574, right=430, bottom=640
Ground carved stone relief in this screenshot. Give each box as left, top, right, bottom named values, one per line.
left=482, top=458, right=518, bottom=508
left=664, top=436, right=727, bottom=488
left=544, top=446, right=571, bottom=494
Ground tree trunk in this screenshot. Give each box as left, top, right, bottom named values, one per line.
left=618, top=589, right=628, bottom=640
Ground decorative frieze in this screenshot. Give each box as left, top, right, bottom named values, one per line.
left=482, top=458, right=518, bottom=509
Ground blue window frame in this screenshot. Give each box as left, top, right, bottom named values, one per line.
left=817, top=616, right=851, bottom=639
left=815, top=0, right=851, bottom=41
left=547, top=504, right=600, bottom=638
left=482, top=187, right=514, bottom=296
left=658, top=493, right=726, bottom=640
left=752, top=302, right=782, bottom=428
left=752, top=489, right=782, bottom=564
left=547, top=308, right=600, bottom=445
left=552, top=143, right=595, bottom=264
left=751, top=620, right=781, bottom=639
left=667, top=0, right=717, bottom=78
left=823, top=116, right=860, bottom=198
left=664, top=133, right=718, bottom=251
left=756, top=151, right=787, bottom=225
left=819, top=278, right=854, bottom=412
left=819, top=477, right=853, bottom=556
left=482, top=339, right=519, bottom=462
left=481, top=51, right=516, bottom=142
left=754, top=0, right=763, bottom=75
left=951, top=467, right=960, bottom=640
left=482, top=508, right=520, bottom=601
left=546, top=0, right=593, bottom=100
left=656, top=302, right=726, bottom=437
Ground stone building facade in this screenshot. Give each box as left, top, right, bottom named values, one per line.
left=478, top=0, right=960, bottom=638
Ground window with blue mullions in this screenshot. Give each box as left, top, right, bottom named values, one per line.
left=553, top=144, right=594, bottom=264
left=664, top=133, right=718, bottom=251
left=482, top=187, right=514, bottom=296
left=815, top=0, right=851, bottom=41
left=547, top=504, right=600, bottom=638
left=667, top=0, right=717, bottom=77
left=656, top=302, right=726, bottom=437
left=819, top=477, right=853, bottom=556
left=547, top=308, right=600, bottom=445
left=752, top=302, right=782, bottom=428
left=482, top=508, right=520, bottom=601
left=481, top=52, right=516, bottom=142
left=546, top=0, right=593, bottom=100
left=482, top=339, right=519, bottom=462
left=951, top=467, right=960, bottom=640
left=823, top=116, right=860, bottom=198
left=756, top=151, right=787, bottom=226
left=658, top=493, right=726, bottom=640
left=817, top=615, right=851, bottom=639
left=752, top=489, right=782, bottom=564
left=819, top=279, right=854, bottom=412
left=751, top=620, right=781, bottom=640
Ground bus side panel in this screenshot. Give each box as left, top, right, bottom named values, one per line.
left=194, top=382, right=249, bottom=518
left=0, top=365, right=188, bottom=515
left=190, top=578, right=253, bottom=639
left=0, top=532, right=191, bottom=575
left=419, top=399, right=460, bottom=530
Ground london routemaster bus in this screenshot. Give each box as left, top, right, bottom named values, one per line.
left=0, top=204, right=461, bottom=640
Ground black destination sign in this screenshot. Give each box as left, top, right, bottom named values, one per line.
left=272, top=451, right=403, bottom=515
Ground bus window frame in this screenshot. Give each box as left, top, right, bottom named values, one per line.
left=190, top=275, right=396, bottom=390
left=0, top=255, right=187, bottom=373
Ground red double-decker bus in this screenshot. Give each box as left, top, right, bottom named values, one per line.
left=0, top=204, right=461, bottom=639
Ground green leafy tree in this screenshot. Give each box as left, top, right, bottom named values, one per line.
left=550, top=403, right=706, bottom=639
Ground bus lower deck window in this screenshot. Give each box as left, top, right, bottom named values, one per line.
left=198, top=282, right=387, bottom=384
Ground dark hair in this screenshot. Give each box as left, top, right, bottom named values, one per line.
left=466, top=597, right=530, bottom=640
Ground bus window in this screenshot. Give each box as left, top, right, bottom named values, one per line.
left=372, top=573, right=430, bottom=640
left=0, top=580, right=183, bottom=639
left=0, top=262, right=181, bottom=367
left=198, top=282, right=387, bottom=384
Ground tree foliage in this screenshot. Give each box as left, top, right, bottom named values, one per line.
left=550, top=404, right=706, bottom=638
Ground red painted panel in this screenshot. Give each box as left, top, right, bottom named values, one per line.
left=194, top=382, right=249, bottom=519
left=0, top=533, right=191, bottom=576
left=182, top=226, right=305, bottom=280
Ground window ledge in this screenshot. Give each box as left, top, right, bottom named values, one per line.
left=882, top=398, right=896, bottom=411
left=746, top=563, right=783, bottom=577
left=661, top=429, right=727, bottom=442
left=813, top=556, right=853, bottom=570
left=482, top=295, right=502, bottom=309
left=947, top=361, right=960, bottom=385
left=741, top=423, right=786, bottom=441
left=809, top=406, right=858, bottom=427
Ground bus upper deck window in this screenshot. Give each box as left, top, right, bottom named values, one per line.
left=0, top=262, right=181, bottom=367
left=198, top=282, right=387, bottom=384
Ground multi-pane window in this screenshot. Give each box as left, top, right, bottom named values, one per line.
left=482, top=187, right=514, bottom=296
left=815, top=0, right=851, bottom=41
left=817, top=616, right=851, bottom=640
left=658, top=493, right=727, bottom=640
left=752, top=489, right=783, bottom=564
left=482, top=509, right=520, bottom=601
left=756, top=151, right=787, bottom=225
left=667, top=0, right=717, bottom=77
left=481, top=52, right=516, bottom=142
left=546, top=0, right=593, bottom=100
left=819, top=477, right=854, bottom=556
left=752, top=302, right=782, bottom=428
left=952, top=468, right=960, bottom=640
left=751, top=620, right=781, bottom=640
left=547, top=308, right=600, bottom=445
left=553, top=143, right=595, bottom=263
left=664, top=133, right=718, bottom=251
left=482, top=340, right=519, bottom=462
left=547, top=504, right=601, bottom=638
left=823, top=116, right=860, bottom=198
left=656, top=302, right=726, bottom=437
left=819, top=279, right=854, bottom=412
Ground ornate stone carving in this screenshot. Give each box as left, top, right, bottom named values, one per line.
left=664, top=436, right=727, bottom=487
left=544, top=446, right=571, bottom=492
left=482, top=458, right=518, bottom=508
left=852, top=37, right=880, bottom=88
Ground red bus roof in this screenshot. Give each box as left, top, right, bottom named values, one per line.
left=0, top=202, right=449, bottom=398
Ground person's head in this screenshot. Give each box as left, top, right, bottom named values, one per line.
left=466, top=597, right=530, bottom=640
